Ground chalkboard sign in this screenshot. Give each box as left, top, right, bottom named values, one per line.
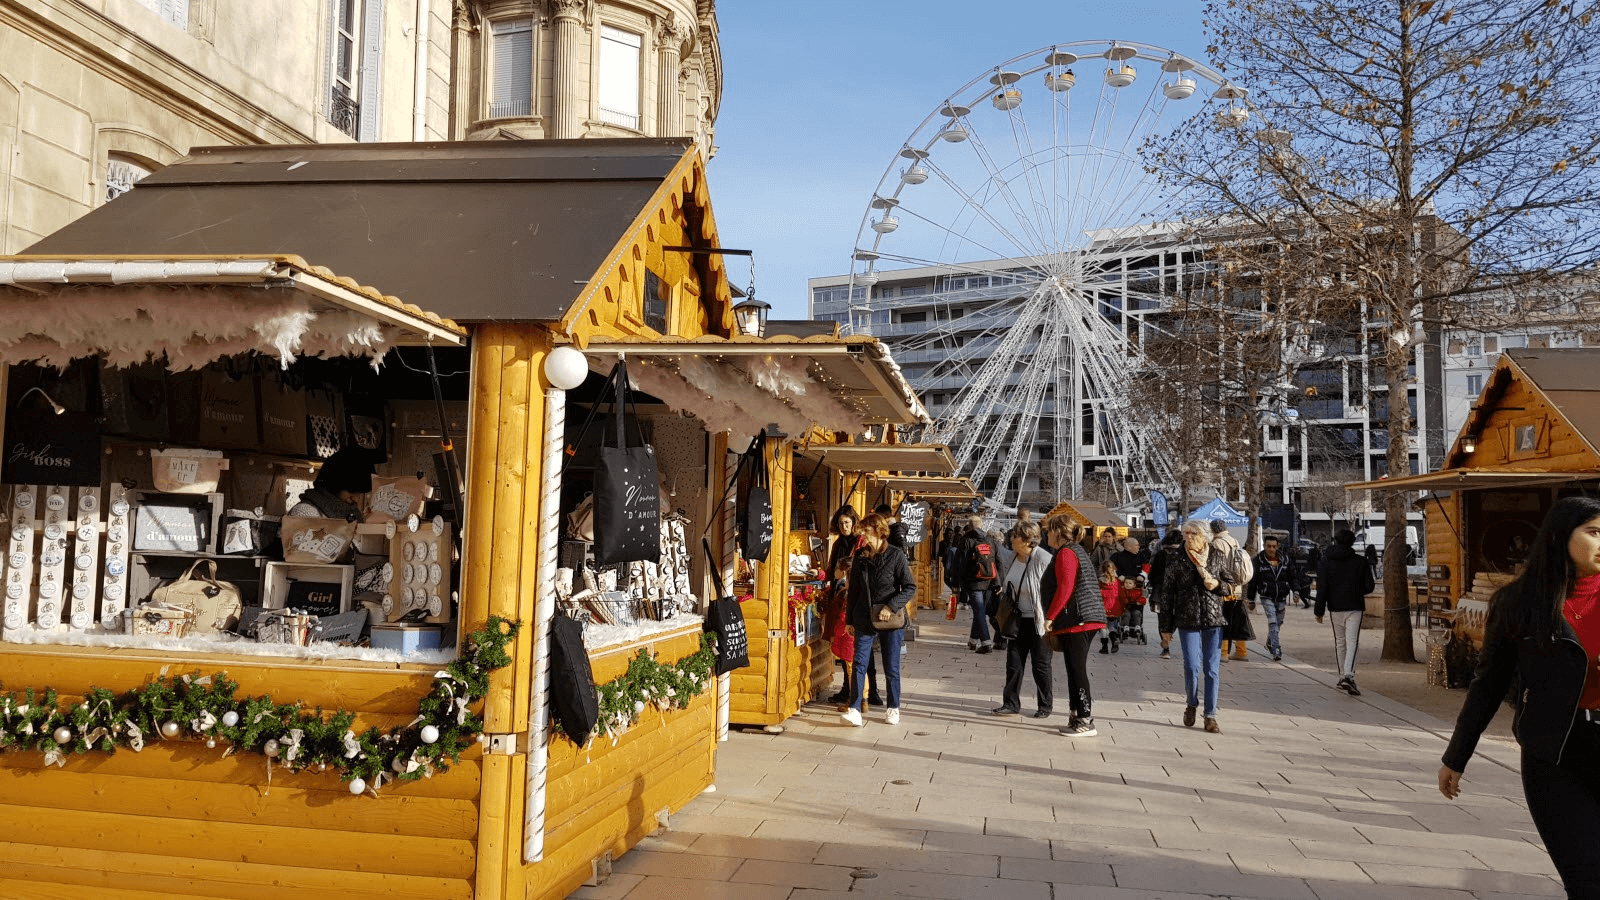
left=898, top=500, right=930, bottom=546
left=285, top=579, right=345, bottom=617
left=2, top=411, right=101, bottom=486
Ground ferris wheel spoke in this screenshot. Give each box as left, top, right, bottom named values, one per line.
left=956, top=121, right=1063, bottom=261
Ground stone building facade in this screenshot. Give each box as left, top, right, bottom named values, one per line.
left=0, top=0, right=720, bottom=253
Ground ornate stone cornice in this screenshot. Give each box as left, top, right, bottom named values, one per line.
left=549, top=0, right=590, bottom=19
left=655, top=13, right=692, bottom=49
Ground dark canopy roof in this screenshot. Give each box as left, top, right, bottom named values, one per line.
left=25, top=139, right=696, bottom=323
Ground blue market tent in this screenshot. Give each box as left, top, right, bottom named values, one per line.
left=1189, top=497, right=1250, bottom=527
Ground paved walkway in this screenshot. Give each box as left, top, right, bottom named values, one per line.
left=574, top=606, right=1554, bottom=900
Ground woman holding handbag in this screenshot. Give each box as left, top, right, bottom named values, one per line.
left=823, top=505, right=880, bottom=706
left=840, top=513, right=916, bottom=727
left=993, top=515, right=1054, bottom=719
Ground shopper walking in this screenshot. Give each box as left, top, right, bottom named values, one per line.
left=1147, top=530, right=1184, bottom=659
left=839, top=513, right=915, bottom=727
left=993, top=516, right=1054, bottom=719
left=1042, top=515, right=1106, bottom=736
left=1248, top=535, right=1310, bottom=662
left=956, top=514, right=1001, bottom=653
left=1154, top=520, right=1236, bottom=733
left=1210, top=520, right=1255, bottom=661
left=823, top=505, right=878, bottom=706
left=1440, top=496, right=1600, bottom=899
left=1316, top=529, right=1375, bottom=696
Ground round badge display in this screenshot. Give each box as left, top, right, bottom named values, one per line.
left=76, top=525, right=96, bottom=542
left=427, top=594, right=443, bottom=616
left=403, top=542, right=415, bottom=562
left=3, top=612, right=21, bottom=629
left=74, top=554, right=92, bottom=571
left=106, top=559, right=126, bottom=577
left=45, top=494, right=66, bottom=511
left=11, top=523, right=29, bottom=540
left=14, top=492, right=33, bottom=510
left=105, top=584, right=124, bottom=601
left=8, top=553, right=24, bottom=570
left=41, top=549, right=63, bottom=567
left=111, top=500, right=129, bottom=517
left=70, top=612, right=90, bottom=629
left=381, top=562, right=394, bottom=583
left=108, top=526, right=125, bottom=543
left=432, top=515, right=445, bottom=535
left=406, top=514, right=420, bottom=534
left=428, top=542, right=440, bottom=562
left=73, top=580, right=92, bottom=598
left=381, top=595, right=395, bottom=615
left=402, top=563, right=415, bottom=584
left=37, top=581, right=58, bottom=598
left=429, top=563, right=442, bottom=586
left=384, top=521, right=397, bottom=540
left=43, top=523, right=64, bottom=541
left=78, top=494, right=98, bottom=513
left=6, top=583, right=23, bottom=600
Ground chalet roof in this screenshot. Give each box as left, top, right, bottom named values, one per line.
left=23, top=139, right=698, bottom=323
left=1505, top=348, right=1600, bottom=458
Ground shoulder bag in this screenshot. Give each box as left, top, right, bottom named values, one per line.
left=737, top=432, right=774, bottom=562
left=549, top=614, right=600, bottom=744
left=568, top=359, right=661, bottom=565
left=151, top=559, right=243, bottom=634
left=701, top=538, right=750, bottom=674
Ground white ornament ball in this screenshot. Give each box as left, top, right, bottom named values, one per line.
left=544, top=345, right=590, bottom=391
left=477, top=733, right=489, bottom=745
left=160, top=721, right=180, bottom=739
left=206, top=738, right=217, bottom=749
left=53, top=726, right=72, bottom=745
left=221, top=711, right=240, bottom=728
left=349, top=777, right=366, bottom=795
left=420, top=725, right=440, bottom=744
left=263, top=739, right=280, bottom=758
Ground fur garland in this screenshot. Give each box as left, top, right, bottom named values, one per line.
left=0, top=285, right=396, bottom=370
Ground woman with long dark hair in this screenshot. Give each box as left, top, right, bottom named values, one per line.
left=839, top=513, right=915, bottom=727
left=1440, top=496, right=1600, bottom=898
left=823, top=505, right=877, bottom=706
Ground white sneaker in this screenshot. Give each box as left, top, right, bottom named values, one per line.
left=885, top=708, right=900, bottom=725
left=840, top=708, right=864, bottom=727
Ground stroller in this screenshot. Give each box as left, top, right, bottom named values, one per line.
left=1121, top=581, right=1149, bottom=645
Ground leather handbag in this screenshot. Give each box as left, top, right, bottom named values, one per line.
left=151, top=559, right=243, bottom=634
left=869, top=601, right=906, bottom=631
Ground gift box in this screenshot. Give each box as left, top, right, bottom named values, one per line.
left=125, top=603, right=193, bottom=638
left=369, top=624, right=443, bottom=653
left=132, top=493, right=221, bottom=553
left=150, top=448, right=228, bottom=494
left=220, top=509, right=281, bottom=556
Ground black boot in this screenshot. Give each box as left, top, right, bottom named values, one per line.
left=1099, top=637, right=1110, bottom=654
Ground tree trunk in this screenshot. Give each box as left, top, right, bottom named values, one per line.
left=1381, top=329, right=1418, bottom=662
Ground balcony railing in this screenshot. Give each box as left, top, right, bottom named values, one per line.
left=329, top=87, right=360, bottom=138
left=597, top=106, right=640, bottom=130
left=489, top=97, right=532, bottom=118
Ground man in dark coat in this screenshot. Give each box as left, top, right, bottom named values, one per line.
left=1316, top=529, right=1376, bottom=696
left=1248, top=535, right=1310, bottom=662
left=955, top=515, right=996, bottom=653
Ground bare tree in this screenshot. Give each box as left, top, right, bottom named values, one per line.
left=1150, top=0, right=1600, bottom=661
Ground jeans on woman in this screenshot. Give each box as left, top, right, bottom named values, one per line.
left=1330, top=610, right=1363, bottom=678
left=851, top=628, right=902, bottom=711
left=1060, top=629, right=1096, bottom=720
left=1521, top=723, right=1600, bottom=898
left=1177, top=626, right=1222, bottom=717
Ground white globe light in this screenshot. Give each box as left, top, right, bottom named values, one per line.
left=544, top=346, right=590, bottom=391
left=420, top=724, right=440, bottom=744
left=221, top=711, right=240, bottom=728
left=160, top=721, right=180, bottom=739
left=53, top=726, right=73, bottom=745
left=349, top=777, right=366, bottom=795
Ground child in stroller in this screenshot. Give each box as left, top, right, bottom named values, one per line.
left=1109, top=537, right=1150, bottom=646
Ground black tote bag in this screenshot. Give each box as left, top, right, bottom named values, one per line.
left=549, top=615, right=600, bottom=743
left=738, top=433, right=773, bottom=562
left=578, top=360, right=662, bottom=565
left=702, top=538, right=750, bottom=675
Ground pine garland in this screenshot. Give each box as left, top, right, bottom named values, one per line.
left=558, top=632, right=716, bottom=744
left=0, top=617, right=520, bottom=794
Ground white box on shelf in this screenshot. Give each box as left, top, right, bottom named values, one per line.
left=262, top=562, right=353, bottom=618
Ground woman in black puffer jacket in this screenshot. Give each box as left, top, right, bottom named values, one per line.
left=1154, top=520, right=1235, bottom=733
left=1042, top=515, right=1107, bottom=738
left=840, top=513, right=916, bottom=728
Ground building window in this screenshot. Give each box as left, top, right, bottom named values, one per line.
left=327, top=0, right=385, bottom=140
left=105, top=156, right=152, bottom=204
left=1482, top=336, right=1499, bottom=353
left=597, top=25, right=642, bottom=130
left=642, top=269, right=668, bottom=333
left=899, top=311, right=927, bottom=324
left=1465, top=373, right=1483, bottom=396
left=489, top=19, right=533, bottom=118
left=133, top=0, right=188, bottom=29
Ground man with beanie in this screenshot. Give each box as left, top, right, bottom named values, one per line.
left=1316, top=528, right=1376, bottom=695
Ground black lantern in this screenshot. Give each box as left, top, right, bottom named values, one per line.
left=733, top=294, right=770, bottom=337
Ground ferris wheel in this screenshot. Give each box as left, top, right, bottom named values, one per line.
left=846, top=40, right=1248, bottom=511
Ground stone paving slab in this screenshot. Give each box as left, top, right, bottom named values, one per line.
left=572, top=608, right=1557, bottom=899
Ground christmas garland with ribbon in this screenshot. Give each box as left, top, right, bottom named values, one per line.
left=559, top=632, right=717, bottom=745
left=0, top=616, right=520, bottom=796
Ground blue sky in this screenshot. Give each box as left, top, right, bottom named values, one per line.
left=706, top=2, right=1209, bottom=320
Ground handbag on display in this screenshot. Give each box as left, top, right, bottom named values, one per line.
left=737, top=432, right=774, bottom=562
left=151, top=559, right=243, bottom=634
left=548, top=615, right=600, bottom=744
left=701, top=538, right=750, bottom=675
left=567, top=359, right=660, bottom=565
